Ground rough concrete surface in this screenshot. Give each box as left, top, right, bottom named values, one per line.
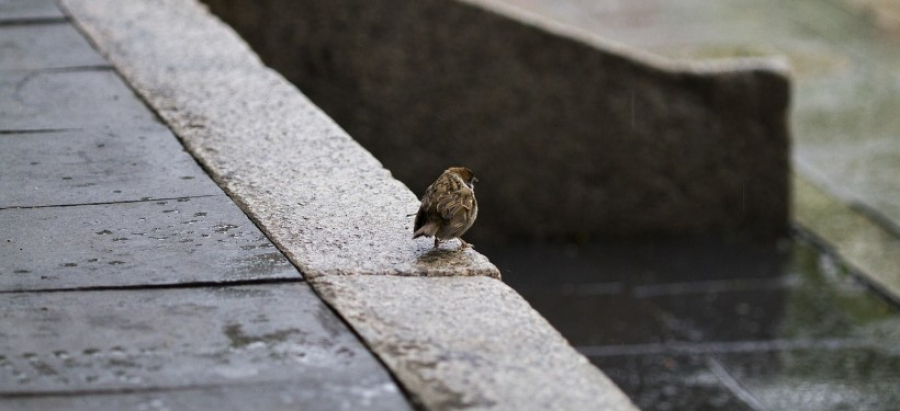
left=0, top=284, right=412, bottom=411
left=205, top=0, right=791, bottom=242
left=0, top=69, right=159, bottom=131
left=0, top=127, right=223, bottom=208
left=0, top=22, right=107, bottom=71
left=0, top=196, right=299, bottom=291
left=59, top=0, right=638, bottom=409
left=312, top=274, right=638, bottom=410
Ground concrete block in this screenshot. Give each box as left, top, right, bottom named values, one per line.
left=0, top=127, right=222, bottom=208
left=0, top=69, right=159, bottom=131
left=0, top=196, right=299, bottom=291
left=0, top=23, right=107, bottom=71
left=0, top=284, right=412, bottom=411
left=204, top=0, right=791, bottom=242
left=311, top=275, right=639, bottom=410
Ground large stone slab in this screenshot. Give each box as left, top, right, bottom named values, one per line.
left=0, top=196, right=299, bottom=291
left=204, top=0, right=791, bottom=242
left=0, top=23, right=107, bottom=71
left=0, top=284, right=412, bottom=411
left=0, top=0, right=64, bottom=22
left=311, top=275, right=639, bottom=410
left=0, top=69, right=159, bottom=131
left=2, top=381, right=407, bottom=411
left=0, top=127, right=223, bottom=208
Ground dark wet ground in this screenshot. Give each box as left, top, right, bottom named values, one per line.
left=480, top=232, right=900, bottom=411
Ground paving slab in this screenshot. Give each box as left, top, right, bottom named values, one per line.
left=0, top=127, right=223, bottom=208
left=2, top=381, right=405, bottom=411
left=0, top=283, right=412, bottom=411
left=0, top=22, right=107, bottom=71
left=0, top=69, right=159, bottom=131
left=0, top=0, right=64, bottom=22
left=0, top=196, right=299, bottom=291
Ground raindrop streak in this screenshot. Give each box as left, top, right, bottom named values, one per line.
left=630, top=88, right=635, bottom=131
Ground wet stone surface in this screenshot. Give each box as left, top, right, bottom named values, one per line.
left=0, top=127, right=223, bottom=208
left=0, top=69, right=159, bottom=131
left=2, top=381, right=405, bottom=411
left=719, top=346, right=900, bottom=411
left=483, top=237, right=900, bottom=411
left=0, top=283, right=412, bottom=411
left=0, top=196, right=300, bottom=291
left=0, top=23, right=108, bottom=71
left=0, top=0, right=64, bottom=22
left=597, top=354, right=758, bottom=411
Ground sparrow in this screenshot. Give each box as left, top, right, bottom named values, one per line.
left=413, top=167, right=479, bottom=250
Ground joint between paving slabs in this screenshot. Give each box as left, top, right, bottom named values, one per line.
left=0, top=194, right=225, bottom=211
left=0, top=277, right=306, bottom=295
left=0, top=17, right=68, bottom=27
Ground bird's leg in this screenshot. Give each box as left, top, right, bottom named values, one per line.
left=458, top=238, right=473, bottom=250
left=434, top=238, right=441, bottom=249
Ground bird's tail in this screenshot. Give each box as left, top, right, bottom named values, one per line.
left=413, top=221, right=439, bottom=239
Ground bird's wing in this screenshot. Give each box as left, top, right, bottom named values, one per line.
left=436, top=186, right=474, bottom=229
left=414, top=181, right=440, bottom=231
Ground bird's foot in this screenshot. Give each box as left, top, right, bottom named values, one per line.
left=433, top=238, right=441, bottom=249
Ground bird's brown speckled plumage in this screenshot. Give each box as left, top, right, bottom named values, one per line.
left=413, top=167, right=479, bottom=249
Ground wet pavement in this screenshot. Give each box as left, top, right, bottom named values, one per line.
left=482, top=235, right=900, bottom=411
left=0, top=4, right=411, bottom=410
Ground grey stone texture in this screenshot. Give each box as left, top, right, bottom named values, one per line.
left=0, top=0, right=64, bottom=22
left=311, top=274, right=638, bottom=410
left=0, top=23, right=108, bottom=71
left=0, top=196, right=299, bottom=291
left=0, top=284, right=413, bottom=411
left=59, top=0, right=639, bottom=409
left=204, top=0, right=792, bottom=242
left=0, top=127, right=223, bottom=208
left=0, top=69, right=159, bottom=131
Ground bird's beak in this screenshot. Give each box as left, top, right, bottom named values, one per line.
left=473, top=177, right=479, bottom=183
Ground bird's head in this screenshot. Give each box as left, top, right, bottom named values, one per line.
left=447, top=166, right=478, bottom=188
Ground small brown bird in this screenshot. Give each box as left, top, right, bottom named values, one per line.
left=413, top=167, right=479, bottom=250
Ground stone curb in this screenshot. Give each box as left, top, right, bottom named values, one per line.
left=59, top=0, right=638, bottom=409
